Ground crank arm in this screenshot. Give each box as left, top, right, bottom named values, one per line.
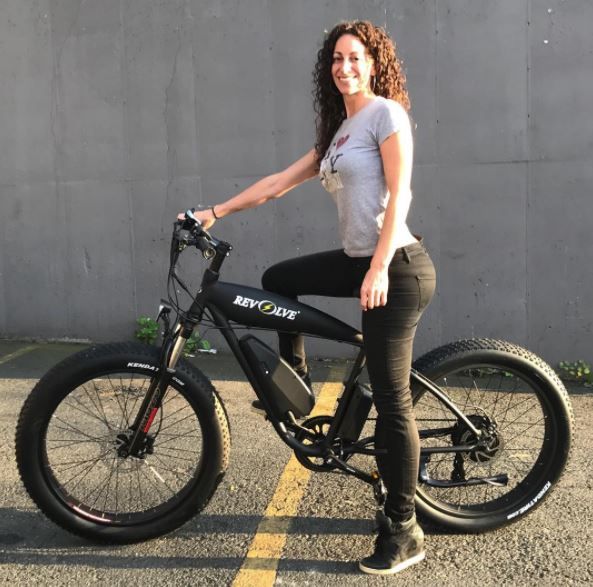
left=324, top=453, right=376, bottom=485
left=320, top=451, right=387, bottom=506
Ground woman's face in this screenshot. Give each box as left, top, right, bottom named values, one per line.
left=331, top=34, right=375, bottom=97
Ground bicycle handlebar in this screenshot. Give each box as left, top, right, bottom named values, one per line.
left=173, top=210, right=231, bottom=265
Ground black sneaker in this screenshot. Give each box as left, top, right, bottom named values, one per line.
left=250, top=398, right=265, bottom=413
left=251, top=370, right=312, bottom=413
left=358, top=511, right=425, bottom=575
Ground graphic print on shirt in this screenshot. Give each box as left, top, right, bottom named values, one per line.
left=320, top=133, right=349, bottom=193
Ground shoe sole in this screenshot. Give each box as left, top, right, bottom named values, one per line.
left=358, top=551, right=425, bottom=576
left=250, top=405, right=266, bottom=416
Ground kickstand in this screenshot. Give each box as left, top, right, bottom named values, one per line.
left=372, top=474, right=387, bottom=507
left=452, top=452, right=466, bottom=482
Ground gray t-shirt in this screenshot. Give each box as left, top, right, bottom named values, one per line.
left=319, top=96, right=411, bottom=257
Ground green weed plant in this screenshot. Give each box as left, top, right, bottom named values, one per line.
left=557, top=360, right=593, bottom=387
left=135, top=316, right=213, bottom=357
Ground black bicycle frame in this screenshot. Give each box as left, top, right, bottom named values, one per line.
left=129, top=226, right=488, bottom=488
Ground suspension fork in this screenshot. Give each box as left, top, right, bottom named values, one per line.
left=122, top=320, right=194, bottom=458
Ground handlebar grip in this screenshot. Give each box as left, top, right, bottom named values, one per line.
left=185, top=208, right=201, bottom=225
left=173, top=208, right=199, bottom=231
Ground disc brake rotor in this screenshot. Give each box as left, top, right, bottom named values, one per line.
left=454, top=414, right=504, bottom=465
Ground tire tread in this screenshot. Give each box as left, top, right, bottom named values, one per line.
left=412, top=338, right=574, bottom=532
left=15, top=342, right=230, bottom=543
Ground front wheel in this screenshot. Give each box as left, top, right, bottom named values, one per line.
left=412, top=338, right=573, bottom=532
left=16, top=342, right=230, bottom=543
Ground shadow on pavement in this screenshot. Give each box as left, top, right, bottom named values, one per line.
left=2, top=340, right=590, bottom=395
left=0, top=507, right=446, bottom=574
left=0, top=507, right=456, bottom=553
left=0, top=341, right=352, bottom=383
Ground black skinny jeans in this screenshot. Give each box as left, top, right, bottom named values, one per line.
left=262, top=239, right=436, bottom=522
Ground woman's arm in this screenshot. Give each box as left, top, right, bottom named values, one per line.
left=187, top=149, right=318, bottom=228
left=359, top=126, right=414, bottom=310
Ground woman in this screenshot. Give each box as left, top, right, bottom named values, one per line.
left=184, top=20, right=436, bottom=575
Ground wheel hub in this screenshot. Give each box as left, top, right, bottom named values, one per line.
left=115, top=430, right=155, bottom=459
left=453, top=414, right=504, bottom=464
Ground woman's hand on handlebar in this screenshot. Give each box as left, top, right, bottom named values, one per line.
left=176, top=208, right=217, bottom=230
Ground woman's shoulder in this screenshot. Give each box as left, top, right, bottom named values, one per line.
left=374, top=97, right=409, bottom=120
left=368, top=97, right=411, bottom=138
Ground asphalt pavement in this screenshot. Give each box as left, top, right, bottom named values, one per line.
left=1, top=341, right=592, bottom=586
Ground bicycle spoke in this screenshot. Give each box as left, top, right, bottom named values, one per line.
left=156, top=431, right=202, bottom=447
left=70, top=386, right=114, bottom=430
left=498, top=403, right=543, bottom=430
left=415, top=360, right=552, bottom=512
left=51, top=415, right=109, bottom=443
left=89, top=379, right=116, bottom=430
left=156, top=444, right=201, bottom=456
left=158, top=401, right=194, bottom=425
left=47, top=438, right=109, bottom=448
left=60, top=451, right=110, bottom=494
left=125, top=376, right=149, bottom=425
left=50, top=453, right=111, bottom=471
left=98, top=453, right=118, bottom=512
left=157, top=411, right=199, bottom=434
left=107, top=375, right=130, bottom=430
left=498, top=383, right=521, bottom=425
left=43, top=370, right=204, bottom=521
left=141, top=460, right=177, bottom=497
left=153, top=448, right=197, bottom=463
left=151, top=454, right=193, bottom=484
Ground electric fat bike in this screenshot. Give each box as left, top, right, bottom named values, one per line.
left=16, top=211, right=574, bottom=543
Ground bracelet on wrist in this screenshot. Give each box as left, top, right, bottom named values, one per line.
left=211, top=205, right=220, bottom=220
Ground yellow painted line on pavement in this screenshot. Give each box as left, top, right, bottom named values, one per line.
left=232, top=370, right=343, bottom=587
left=0, top=345, right=37, bottom=365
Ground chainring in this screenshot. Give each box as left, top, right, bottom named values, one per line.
left=294, top=415, right=340, bottom=472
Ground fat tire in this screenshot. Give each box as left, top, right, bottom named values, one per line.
left=411, top=338, right=573, bottom=532
left=16, top=342, right=231, bottom=544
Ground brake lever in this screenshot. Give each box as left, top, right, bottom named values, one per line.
left=185, top=208, right=201, bottom=227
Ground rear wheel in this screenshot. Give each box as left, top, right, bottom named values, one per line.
left=412, top=338, right=573, bottom=532
left=16, top=342, right=230, bottom=543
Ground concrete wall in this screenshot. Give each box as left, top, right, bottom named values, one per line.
left=1, top=1, right=592, bottom=363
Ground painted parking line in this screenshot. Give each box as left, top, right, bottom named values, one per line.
left=232, top=371, right=343, bottom=587
left=0, top=345, right=37, bottom=366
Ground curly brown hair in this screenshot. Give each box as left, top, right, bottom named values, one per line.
left=312, top=21, right=410, bottom=167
